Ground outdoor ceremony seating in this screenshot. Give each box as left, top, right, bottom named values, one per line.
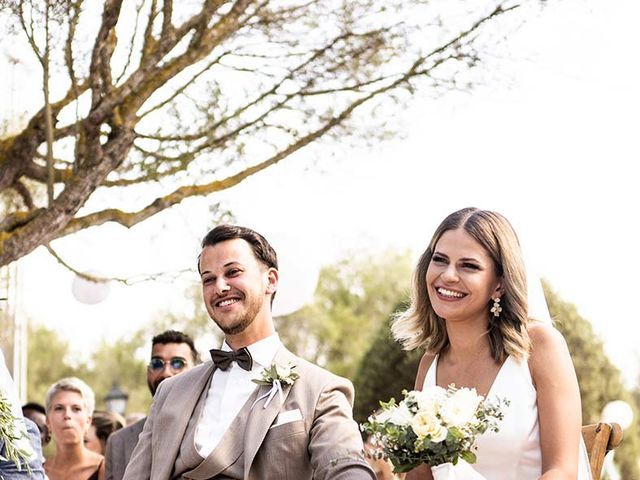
left=581, top=422, right=623, bottom=480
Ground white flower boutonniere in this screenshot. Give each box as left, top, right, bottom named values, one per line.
left=251, top=362, right=299, bottom=409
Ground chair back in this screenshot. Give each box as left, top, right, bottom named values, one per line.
left=581, top=422, right=623, bottom=480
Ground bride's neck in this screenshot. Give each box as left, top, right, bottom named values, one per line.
left=444, top=322, right=491, bottom=362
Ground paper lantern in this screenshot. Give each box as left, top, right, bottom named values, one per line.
left=71, top=271, right=111, bottom=304
left=602, top=400, right=634, bottom=430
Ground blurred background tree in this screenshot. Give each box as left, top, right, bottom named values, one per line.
left=26, top=323, right=88, bottom=405
left=544, top=281, right=640, bottom=479
left=276, top=250, right=412, bottom=378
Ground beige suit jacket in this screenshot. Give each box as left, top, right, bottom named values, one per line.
left=122, top=347, right=374, bottom=480
left=105, top=417, right=146, bottom=480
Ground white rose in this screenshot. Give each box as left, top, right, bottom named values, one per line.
left=440, top=388, right=483, bottom=427
left=411, top=411, right=448, bottom=442
left=415, top=386, right=447, bottom=414
left=275, top=364, right=292, bottom=379
left=371, top=409, right=392, bottom=424
left=388, top=401, right=413, bottom=426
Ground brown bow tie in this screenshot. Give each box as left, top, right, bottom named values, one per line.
left=209, top=347, right=253, bottom=371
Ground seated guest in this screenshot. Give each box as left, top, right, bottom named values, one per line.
left=44, top=377, right=104, bottom=480
left=85, top=410, right=125, bottom=455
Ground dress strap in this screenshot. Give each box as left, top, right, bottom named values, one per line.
left=422, top=354, right=439, bottom=390
left=87, top=457, right=104, bottom=480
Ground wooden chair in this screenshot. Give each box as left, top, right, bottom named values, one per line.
left=581, top=422, right=623, bottom=480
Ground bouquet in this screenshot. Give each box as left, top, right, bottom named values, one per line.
left=361, top=385, right=508, bottom=474
left=0, top=392, right=33, bottom=474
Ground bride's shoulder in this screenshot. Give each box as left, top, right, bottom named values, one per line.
left=526, top=321, right=572, bottom=373
left=527, top=321, right=566, bottom=349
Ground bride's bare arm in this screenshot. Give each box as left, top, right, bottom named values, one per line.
left=529, top=323, right=582, bottom=480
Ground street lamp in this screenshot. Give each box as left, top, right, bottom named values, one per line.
left=104, top=382, right=129, bottom=417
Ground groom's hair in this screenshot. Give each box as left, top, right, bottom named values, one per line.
left=198, top=224, right=278, bottom=302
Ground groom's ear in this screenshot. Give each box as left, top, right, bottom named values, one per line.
left=265, top=268, right=278, bottom=294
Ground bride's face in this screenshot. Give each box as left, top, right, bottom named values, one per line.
left=426, top=228, right=501, bottom=324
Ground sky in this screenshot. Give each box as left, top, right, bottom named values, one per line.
left=3, top=0, right=640, bottom=389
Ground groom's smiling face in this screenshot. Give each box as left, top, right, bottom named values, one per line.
left=199, top=238, right=277, bottom=340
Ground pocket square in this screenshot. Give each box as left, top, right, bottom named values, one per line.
left=271, top=408, right=303, bottom=428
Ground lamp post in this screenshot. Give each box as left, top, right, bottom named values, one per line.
left=104, top=382, right=129, bottom=417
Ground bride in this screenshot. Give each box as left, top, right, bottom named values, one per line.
left=392, top=207, right=591, bottom=480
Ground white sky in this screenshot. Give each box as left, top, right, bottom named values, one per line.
left=4, top=0, right=640, bottom=386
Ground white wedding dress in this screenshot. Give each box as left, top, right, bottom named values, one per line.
left=423, top=354, right=592, bottom=479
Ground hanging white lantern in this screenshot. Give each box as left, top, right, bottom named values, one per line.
left=602, top=400, right=634, bottom=430
left=71, top=271, right=111, bottom=305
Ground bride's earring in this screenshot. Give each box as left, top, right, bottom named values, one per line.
left=490, top=297, right=502, bottom=318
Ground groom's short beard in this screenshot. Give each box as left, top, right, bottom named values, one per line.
left=216, top=315, right=255, bottom=335
left=212, top=293, right=262, bottom=336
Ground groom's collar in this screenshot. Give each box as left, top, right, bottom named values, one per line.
left=220, top=333, right=282, bottom=369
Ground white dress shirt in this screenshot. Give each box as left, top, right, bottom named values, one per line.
left=194, top=333, right=282, bottom=457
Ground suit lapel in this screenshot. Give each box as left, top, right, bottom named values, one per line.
left=154, top=362, right=216, bottom=478
left=243, top=347, right=298, bottom=474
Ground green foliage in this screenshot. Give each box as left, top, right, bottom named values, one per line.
left=26, top=283, right=213, bottom=419
left=27, top=323, right=150, bottom=416
left=85, top=331, right=150, bottom=415
left=0, top=393, right=32, bottom=474
left=543, top=281, right=640, bottom=479
left=276, top=250, right=413, bottom=379
left=353, top=312, right=421, bottom=424
left=26, top=323, right=87, bottom=406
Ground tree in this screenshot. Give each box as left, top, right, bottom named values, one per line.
left=352, top=308, right=419, bottom=424
left=276, top=249, right=412, bottom=378
left=84, top=330, right=151, bottom=414
left=543, top=281, right=640, bottom=480
left=1, top=0, right=539, bottom=266
left=26, top=322, right=89, bottom=406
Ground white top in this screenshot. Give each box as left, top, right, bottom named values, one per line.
left=424, top=355, right=542, bottom=479
left=195, top=333, right=281, bottom=456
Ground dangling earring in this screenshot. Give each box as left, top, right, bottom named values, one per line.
left=490, top=297, right=502, bottom=318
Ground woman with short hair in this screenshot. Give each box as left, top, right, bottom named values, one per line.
left=44, top=377, right=105, bottom=480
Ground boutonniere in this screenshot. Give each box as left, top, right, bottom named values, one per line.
left=0, top=393, right=33, bottom=474
left=251, top=363, right=299, bottom=409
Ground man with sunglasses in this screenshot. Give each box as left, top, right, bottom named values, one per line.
left=105, top=330, right=199, bottom=480
left=123, top=225, right=374, bottom=480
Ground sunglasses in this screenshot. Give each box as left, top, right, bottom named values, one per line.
left=148, top=356, right=188, bottom=372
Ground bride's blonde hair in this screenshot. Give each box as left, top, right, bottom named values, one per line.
left=391, top=208, right=531, bottom=362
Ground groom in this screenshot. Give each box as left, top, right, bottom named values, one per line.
left=123, top=225, right=374, bottom=479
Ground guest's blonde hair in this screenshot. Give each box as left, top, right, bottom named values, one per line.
left=392, top=208, right=531, bottom=362
left=45, top=377, right=96, bottom=416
